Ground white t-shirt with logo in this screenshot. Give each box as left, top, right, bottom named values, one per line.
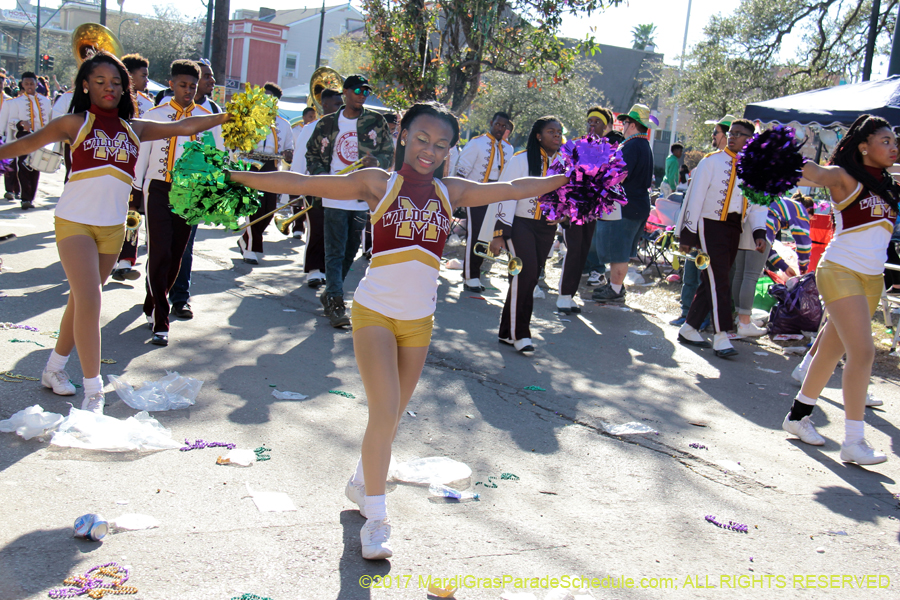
left=323, top=111, right=367, bottom=210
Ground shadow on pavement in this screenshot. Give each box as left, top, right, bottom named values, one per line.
left=337, top=509, right=390, bottom=599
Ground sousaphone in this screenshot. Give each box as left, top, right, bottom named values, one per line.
left=306, top=67, right=343, bottom=116
left=72, top=23, right=124, bottom=65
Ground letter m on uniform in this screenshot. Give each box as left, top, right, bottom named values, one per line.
left=93, top=131, right=130, bottom=162
left=396, top=197, right=440, bottom=241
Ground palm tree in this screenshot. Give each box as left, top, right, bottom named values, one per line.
left=631, top=23, right=657, bottom=50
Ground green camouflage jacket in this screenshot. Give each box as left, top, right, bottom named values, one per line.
left=305, top=105, right=394, bottom=175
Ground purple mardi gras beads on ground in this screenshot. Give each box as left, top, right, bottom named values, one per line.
left=737, top=125, right=806, bottom=206
left=540, top=136, right=629, bottom=224
left=705, top=514, right=749, bottom=533
left=180, top=438, right=236, bottom=452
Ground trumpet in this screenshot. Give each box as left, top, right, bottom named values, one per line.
left=238, top=197, right=313, bottom=233
left=654, top=231, right=710, bottom=270
left=124, top=210, right=141, bottom=243
left=473, top=241, right=523, bottom=276
left=273, top=202, right=309, bottom=236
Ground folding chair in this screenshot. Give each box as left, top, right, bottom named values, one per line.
left=881, top=262, right=900, bottom=352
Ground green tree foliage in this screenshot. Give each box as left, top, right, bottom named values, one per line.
left=330, top=35, right=373, bottom=78
left=631, top=23, right=657, bottom=50
left=468, top=57, right=603, bottom=147
left=651, top=0, right=897, bottom=147
left=361, top=0, right=620, bottom=114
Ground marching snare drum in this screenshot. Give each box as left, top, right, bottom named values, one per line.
left=25, top=147, right=64, bottom=173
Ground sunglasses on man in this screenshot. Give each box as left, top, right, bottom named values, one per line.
left=349, top=87, right=371, bottom=97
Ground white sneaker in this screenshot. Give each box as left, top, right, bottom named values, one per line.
left=736, top=322, right=767, bottom=337
left=81, top=392, right=105, bottom=415
left=792, top=355, right=811, bottom=384
left=865, top=393, right=883, bottom=407
left=292, top=231, right=303, bottom=239
left=360, top=518, right=393, bottom=560
left=533, top=286, right=545, bottom=299
left=782, top=413, right=825, bottom=446
left=345, top=478, right=367, bottom=518
left=41, top=368, right=76, bottom=396
left=587, top=271, right=606, bottom=286
left=513, top=338, right=534, bottom=352
left=840, top=439, right=887, bottom=465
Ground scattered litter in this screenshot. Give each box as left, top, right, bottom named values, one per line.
left=406, top=410, right=416, bottom=417
left=109, top=371, right=202, bottom=411
left=111, top=514, right=159, bottom=532
left=727, top=332, right=744, bottom=340
left=666, top=273, right=681, bottom=283
left=282, top=309, right=296, bottom=312
left=100, top=359, right=117, bottom=364
left=0, top=370, right=39, bottom=383
left=446, top=234, right=462, bottom=247
left=48, top=562, right=136, bottom=598
left=429, top=483, right=479, bottom=500
left=630, top=330, right=652, bottom=335
left=0, top=405, right=63, bottom=440
left=539, top=491, right=558, bottom=495
left=705, top=515, right=749, bottom=533
left=246, top=483, right=296, bottom=512
left=779, top=392, right=790, bottom=396
left=328, top=390, right=355, bottom=398
left=231, top=595, right=274, bottom=600
left=50, top=408, right=182, bottom=452
left=181, top=438, right=235, bottom=451
left=689, top=443, right=707, bottom=450
left=8, top=338, right=44, bottom=346
left=217, top=449, right=255, bottom=466
left=254, top=446, right=271, bottom=461
left=0, top=322, right=39, bottom=331
left=597, top=304, right=632, bottom=311
left=468, top=295, right=485, bottom=300
left=714, top=459, right=745, bottom=471
left=268, top=384, right=276, bottom=387
left=427, top=583, right=458, bottom=598
left=816, top=547, right=825, bottom=553
left=501, top=473, right=519, bottom=480
left=688, top=421, right=708, bottom=427
left=533, top=287, right=546, bottom=298
left=41, top=329, right=60, bottom=339
left=782, top=346, right=807, bottom=354
left=826, top=530, right=848, bottom=536
left=444, top=257, right=463, bottom=269
left=559, top=318, right=571, bottom=322
left=524, top=385, right=545, bottom=391
left=756, top=368, right=781, bottom=374
left=753, top=351, right=769, bottom=356
left=602, top=422, right=657, bottom=435
left=773, top=333, right=804, bottom=341
left=116, top=500, right=128, bottom=505
left=465, top=414, right=474, bottom=419
left=391, top=456, right=472, bottom=485
left=624, top=271, right=645, bottom=285
left=271, top=389, right=308, bottom=400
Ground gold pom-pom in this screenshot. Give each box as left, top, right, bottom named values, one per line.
left=222, top=84, right=279, bottom=152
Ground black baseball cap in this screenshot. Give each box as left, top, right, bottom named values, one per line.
left=343, top=74, right=372, bottom=90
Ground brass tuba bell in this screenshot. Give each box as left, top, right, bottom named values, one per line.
left=124, top=210, right=141, bottom=243
left=306, top=67, right=343, bottom=116
left=72, top=23, right=124, bottom=65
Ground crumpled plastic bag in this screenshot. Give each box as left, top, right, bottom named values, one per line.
left=111, top=513, right=160, bottom=532
left=391, top=456, right=472, bottom=486
left=602, top=421, right=657, bottom=435
left=50, top=408, right=182, bottom=452
left=0, top=405, right=64, bottom=440
left=108, top=371, right=203, bottom=411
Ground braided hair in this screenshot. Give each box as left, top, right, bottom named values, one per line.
left=394, top=101, right=459, bottom=178
left=829, top=114, right=900, bottom=210
left=526, top=116, right=561, bottom=177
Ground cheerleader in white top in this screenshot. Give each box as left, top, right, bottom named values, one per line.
left=782, top=114, right=897, bottom=465
left=229, top=101, right=567, bottom=561
left=0, top=52, right=227, bottom=414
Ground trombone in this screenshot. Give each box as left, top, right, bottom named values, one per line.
left=655, top=231, right=710, bottom=271
left=238, top=196, right=312, bottom=233
left=473, top=241, right=523, bottom=276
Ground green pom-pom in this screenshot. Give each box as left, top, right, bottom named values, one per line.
left=169, top=132, right=261, bottom=230
left=739, top=183, right=777, bottom=207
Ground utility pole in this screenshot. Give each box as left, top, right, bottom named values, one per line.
left=862, top=0, right=881, bottom=81
left=203, top=0, right=214, bottom=58
left=211, top=0, right=229, bottom=87
left=670, top=0, right=692, bottom=145
left=314, top=0, right=325, bottom=69
left=889, top=3, right=900, bottom=75
left=34, top=0, right=40, bottom=73
left=99, top=0, right=106, bottom=26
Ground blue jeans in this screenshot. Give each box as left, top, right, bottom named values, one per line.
left=323, top=208, right=367, bottom=298
left=169, top=224, right=196, bottom=306
left=680, top=259, right=701, bottom=317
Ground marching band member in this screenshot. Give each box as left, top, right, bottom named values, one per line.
left=237, top=82, right=294, bottom=265
left=290, top=89, right=344, bottom=288
left=0, top=78, right=15, bottom=201
left=0, top=52, right=227, bottom=413
left=228, top=101, right=567, bottom=561
left=110, top=53, right=154, bottom=282
left=284, top=106, right=318, bottom=239
left=557, top=106, right=614, bottom=314
left=140, top=60, right=223, bottom=347
left=674, top=118, right=763, bottom=358
left=491, top=116, right=564, bottom=353
left=781, top=114, right=896, bottom=465
left=4, top=72, right=52, bottom=210
left=453, top=111, right=513, bottom=292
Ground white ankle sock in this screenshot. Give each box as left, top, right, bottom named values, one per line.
left=364, top=495, right=387, bottom=521
left=352, top=457, right=365, bottom=485
left=83, top=375, right=103, bottom=397
left=611, top=283, right=623, bottom=293
left=796, top=392, right=817, bottom=406
left=844, top=419, right=864, bottom=444
left=46, top=350, right=69, bottom=372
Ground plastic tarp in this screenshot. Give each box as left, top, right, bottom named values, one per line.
left=743, top=76, right=900, bottom=127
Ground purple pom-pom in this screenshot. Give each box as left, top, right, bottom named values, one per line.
left=539, top=136, right=628, bottom=224
left=737, top=125, right=805, bottom=205
left=0, top=138, right=13, bottom=174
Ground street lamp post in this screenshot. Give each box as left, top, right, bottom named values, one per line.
left=670, top=0, right=692, bottom=146
left=118, top=18, right=139, bottom=41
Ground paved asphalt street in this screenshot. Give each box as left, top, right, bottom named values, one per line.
left=0, top=169, right=898, bottom=600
